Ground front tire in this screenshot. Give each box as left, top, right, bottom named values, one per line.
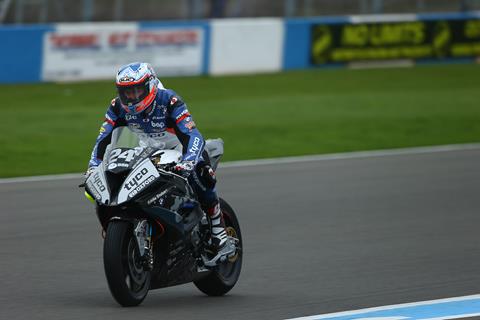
left=194, top=198, right=243, bottom=296
left=103, top=220, right=150, bottom=307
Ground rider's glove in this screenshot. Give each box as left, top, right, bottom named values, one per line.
left=173, top=160, right=195, bottom=178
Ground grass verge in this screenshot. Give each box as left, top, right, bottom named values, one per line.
left=1, top=64, right=479, bottom=177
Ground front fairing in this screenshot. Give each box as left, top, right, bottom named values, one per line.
left=86, top=126, right=204, bottom=235
left=94, top=177, right=203, bottom=236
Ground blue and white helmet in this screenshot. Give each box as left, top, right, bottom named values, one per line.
left=116, top=62, right=160, bottom=114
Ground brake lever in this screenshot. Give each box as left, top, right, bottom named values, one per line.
left=157, top=166, right=188, bottom=181
left=161, top=162, right=177, bottom=172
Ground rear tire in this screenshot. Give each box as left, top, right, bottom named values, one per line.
left=103, top=220, right=150, bottom=307
left=194, top=198, right=243, bottom=296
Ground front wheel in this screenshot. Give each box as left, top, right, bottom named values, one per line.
left=194, top=198, right=243, bottom=296
left=103, top=220, right=150, bottom=307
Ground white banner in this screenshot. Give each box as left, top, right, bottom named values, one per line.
left=42, top=23, right=204, bottom=81
left=209, top=18, right=284, bottom=75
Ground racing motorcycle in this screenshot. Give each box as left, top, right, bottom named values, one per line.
left=82, top=127, right=242, bottom=307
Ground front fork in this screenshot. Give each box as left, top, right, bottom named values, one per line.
left=133, top=219, right=154, bottom=271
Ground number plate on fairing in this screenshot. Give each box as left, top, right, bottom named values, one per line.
left=117, top=158, right=160, bottom=204
left=106, top=148, right=142, bottom=172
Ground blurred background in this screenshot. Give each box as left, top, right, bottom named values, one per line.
left=2, top=0, right=480, bottom=23
left=0, top=0, right=479, bottom=177
left=2, top=4, right=480, bottom=320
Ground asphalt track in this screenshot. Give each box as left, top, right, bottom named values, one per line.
left=1, top=148, right=480, bottom=320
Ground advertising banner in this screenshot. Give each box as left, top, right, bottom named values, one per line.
left=42, top=23, right=205, bottom=81
left=311, top=18, right=480, bottom=65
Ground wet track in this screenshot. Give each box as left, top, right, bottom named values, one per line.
left=1, top=148, right=480, bottom=320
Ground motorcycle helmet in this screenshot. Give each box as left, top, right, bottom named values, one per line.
left=116, top=62, right=159, bottom=114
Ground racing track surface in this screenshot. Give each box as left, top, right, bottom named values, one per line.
left=1, top=148, right=480, bottom=320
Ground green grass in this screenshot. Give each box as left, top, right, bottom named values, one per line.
left=1, top=64, right=479, bottom=177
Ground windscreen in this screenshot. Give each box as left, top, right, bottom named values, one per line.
left=108, top=127, right=181, bottom=154
left=110, top=127, right=141, bottom=149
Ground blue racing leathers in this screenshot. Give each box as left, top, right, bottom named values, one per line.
left=88, top=88, right=218, bottom=208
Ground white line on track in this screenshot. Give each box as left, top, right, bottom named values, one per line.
left=284, top=294, right=480, bottom=320
left=0, top=173, right=83, bottom=184
left=1, top=143, right=480, bottom=184
left=220, top=143, right=480, bottom=168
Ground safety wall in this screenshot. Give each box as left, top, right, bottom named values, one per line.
left=0, top=24, right=54, bottom=83
left=0, top=13, right=479, bottom=83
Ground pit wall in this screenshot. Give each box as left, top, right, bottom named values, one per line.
left=1, top=12, right=479, bottom=83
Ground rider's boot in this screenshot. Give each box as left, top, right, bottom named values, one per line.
left=206, top=202, right=235, bottom=260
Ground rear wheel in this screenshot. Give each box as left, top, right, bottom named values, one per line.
left=194, top=198, right=243, bottom=296
left=103, top=220, right=150, bottom=307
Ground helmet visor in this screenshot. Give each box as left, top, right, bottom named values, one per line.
left=117, top=82, right=149, bottom=107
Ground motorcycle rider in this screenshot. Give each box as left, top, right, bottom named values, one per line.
left=86, top=62, right=234, bottom=261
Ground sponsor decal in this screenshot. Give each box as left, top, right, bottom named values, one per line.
left=146, top=102, right=156, bottom=116
left=185, top=120, right=196, bottom=130
left=151, top=122, right=165, bottom=128
left=93, top=172, right=106, bottom=192
left=175, top=109, right=189, bottom=120
left=99, top=125, right=106, bottom=133
left=311, top=19, right=480, bottom=65
left=170, top=97, right=178, bottom=106
left=147, top=187, right=171, bottom=205
left=110, top=98, right=116, bottom=106
left=175, top=109, right=191, bottom=124
left=189, top=136, right=201, bottom=153
left=88, top=172, right=108, bottom=202
left=128, top=175, right=156, bottom=198
left=137, top=30, right=199, bottom=46
left=126, top=114, right=137, bottom=120
left=129, top=123, right=141, bottom=130
left=119, top=75, right=135, bottom=83
left=87, top=180, right=101, bottom=200
left=125, top=168, right=149, bottom=191
left=42, top=27, right=204, bottom=81
left=108, top=162, right=129, bottom=170
left=142, top=132, right=167, bottom=139
left=49, top=33, right=100, bottom=49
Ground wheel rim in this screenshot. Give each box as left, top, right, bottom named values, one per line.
left=226, top=227, right=239, bottom=263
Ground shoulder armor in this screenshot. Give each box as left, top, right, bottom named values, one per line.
left=167, top=95, right=184, bottom=113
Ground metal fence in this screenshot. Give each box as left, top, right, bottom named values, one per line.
left=2, top=0, right=480, bottom=24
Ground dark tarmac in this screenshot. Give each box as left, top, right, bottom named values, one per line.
left=1, top=148, right=480, bottom=320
